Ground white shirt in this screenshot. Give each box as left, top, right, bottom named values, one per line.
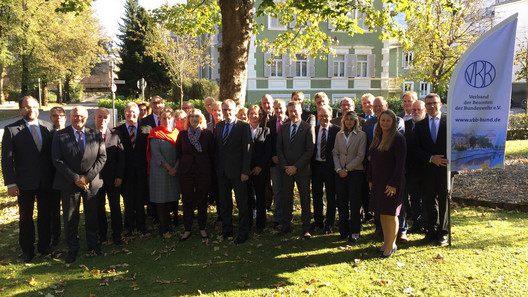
left=315, top=125, right=329, bottom=161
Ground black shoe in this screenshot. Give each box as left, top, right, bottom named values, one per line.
left=302, top=232, right=312, bottom=240
left=124, top=229, right=133, bottom=237
left=437, top=235, right=448, bottom=246
left=98, top=236, right=107, bottom=245
left=38, top=247, right=56, bottom=256
left=421, top=233, right=436, bottom=244
left=380, top=246, right=397, bottom=258
left=256, top=227, right=264, bottom=234
left=339, top=234, right=348, bottom=240
left=90, top=247, right=104, bottom=256
left=323, top=226, right=332, bottom=234
left=234, top=235, right=247, bottom=244
left=222, top=231, right=233, bottom=239
left=65, top=250, right=77, bottom=263
left=310, top=222, right=323, bottom=231
left=22, top=252, right=34, bottom=263
left=348, top=233, right=360, bottom=242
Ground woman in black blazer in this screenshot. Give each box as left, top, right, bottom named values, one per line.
left=176, top=109, right=215, bottom=240
left=246, top=105, right=271, bottom=232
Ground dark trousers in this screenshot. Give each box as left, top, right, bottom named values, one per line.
left=62, top=187, right=99, bottom=251
left=281, top=173, right=311, bottom=233
left=406, top=173, right=423, bottom=229
left=335, top=170, right=363, bottom=236
left=247, top=168, right=269, bottom=230
left=422, top=169, right=449, bottom=237
left=218, top=174, right=249, bottom=238
left=50, top=189, right=61, bottom=243
left=181, top=168, right=210, bottom=231
left=122, top=174, right=146, bottom=233
left=311, top=161, right=337, bottom=228
left=209, top=171, right=221, bottom=220
left=97, top=183, right=123, bottom=241
left=18, top=188, right=52, bottom=254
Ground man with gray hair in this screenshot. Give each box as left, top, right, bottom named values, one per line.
left=400, top=91, right=418, bottom=121
left=260, top=94, right=274, bottom=127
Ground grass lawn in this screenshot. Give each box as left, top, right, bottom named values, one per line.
left=505, top=139, right=528, bottom=157
left=0, top=110, right=21, bottom=120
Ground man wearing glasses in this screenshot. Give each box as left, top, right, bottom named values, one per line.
left=411, top=93, right=449, bottom=246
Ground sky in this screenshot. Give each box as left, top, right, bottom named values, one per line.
left=92, top=0, right=182, bottom=44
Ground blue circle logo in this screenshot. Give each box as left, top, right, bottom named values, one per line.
left=464, top=60, right=496, bottom=88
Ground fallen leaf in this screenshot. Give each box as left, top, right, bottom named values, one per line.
left=27, top=277, right=37, bottom=287
left=321, top=282, right=331, bottom=286
left=377, top=279, right=391, bottom=285
left=396, top=262, right=405, bottom=267
left=303, top=288, right=312, bottom=293
left=90, top=269, right=101, bottom=277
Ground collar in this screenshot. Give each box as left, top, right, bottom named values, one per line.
left=125, top=122, right=138, bottom=130
left=24, top=119, right=39, bottom=126
left=291, top=119, right=302, bottom=125
left=71, top=126, right=85, bottom=134
left=429, top=112, right=441, bottom=120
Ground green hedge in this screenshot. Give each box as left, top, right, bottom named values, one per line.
left=507, top=114, right=528, bottom=140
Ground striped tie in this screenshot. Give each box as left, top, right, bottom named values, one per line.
left=290, top=124, right=297, bottom=143
left=129, top=125, right=136, bottom=148
left=222, top=123, right=230, bottom=146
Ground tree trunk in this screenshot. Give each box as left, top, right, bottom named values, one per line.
left=0, top=63, right=5, bottom=104
left=64, top=77, right=70, bottom=102
left=57, top=80, right=63, bottom=104
left=21, top=54, right=30, bottom=96
left=41, top=81, right=48, bottom=106
left=219, top=0, right=254, bottom=107
left=525, top=79, right=528, bottom=115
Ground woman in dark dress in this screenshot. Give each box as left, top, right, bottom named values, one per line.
left=368, top=110, right=406, bottom=258
left=176, top=109, right=215, bottom=240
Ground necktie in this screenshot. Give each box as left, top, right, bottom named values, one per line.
left=76, top=130, right=85, bottom=155
left=430, top=117, right=437, bottom=143
left=320, top=127, right=326, bottom=160
left=30, top=125, right=42, bottom=151
left=101, top=131, right=105, bottom=141
left=129, top=125, right=136, bottom=148
left=222, top=123, right=230, bottom=145
left=290, top=123, right=297, bottom=143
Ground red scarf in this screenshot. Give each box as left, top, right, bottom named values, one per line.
left=146, top=126, right=179, bottom=174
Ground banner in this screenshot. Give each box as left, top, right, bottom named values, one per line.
left=447, top=13, right=518, bottom=172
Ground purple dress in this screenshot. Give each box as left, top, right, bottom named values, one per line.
left=367, top=133, right=406, bottom=216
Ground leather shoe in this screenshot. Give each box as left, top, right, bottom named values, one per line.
left=22, top=252, right=34, bottom=263
left=437, top=235, right=448, bottom=246
left=222, top=231, right=233, bottom=239
left=302, top=232, right=312, bottom=240
left=65, top=250, right=78, bottom=263
left=38, top=247, right=56, bottom=256
left=421, top=232, right=436, bottom=244
left=323, top=226, right=332, bottom=234
left=234, top=235, right=247, bottom=244
left=90, top=248, right=104, bottom=256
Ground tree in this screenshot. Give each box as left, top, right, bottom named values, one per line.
left=513, top=37, right=528, bottom=114
left=402, top=0, right=491, bottom=96
left=117, top=0, right=170, bottom=98
left=153, top=0, right=458, bottom=107
left=145, top=25, right=213, bottom=106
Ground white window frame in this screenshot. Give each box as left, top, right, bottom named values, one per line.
left=333, top=54, right=346, bottom=77
left=271, top=55, right=283, bottom=77
left=403, top=81, right=414, bottom=92
left=295, top=54, right=308, bottom=78
left=332, top=94, right=356, bottom=104
left=402, top=52, right=413, bottom=69
left=419, top=81, right=430, bottom=98
left=356, top=54, right=368, bottom=78
left=268, top=16, right=286, bottom=30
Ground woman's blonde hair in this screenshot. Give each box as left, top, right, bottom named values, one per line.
left=339, top=111, right=360, bottom=133
left=185, top=108, right=207, bottom=129
left=370, top=109, right=397, bottom=152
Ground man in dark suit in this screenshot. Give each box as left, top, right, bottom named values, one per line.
left=215, top=99, right=253, bottom=244
left=49, top=106, right=66, bottom=246
left=412, top=93, right=449, bottom=246
left=2, top=96, right=55, bottom=262
left=311, top=106, right=340, bottom=234
left=206, top=102, right=223, bottom=221
left=52, top=106, right=107, bottom=263
left=204, top=96, right=216, bottom=124
left=331, top=97, right=366, bottom=127
left=115, top=102, right=150, bottom=236
left=359, top=93, right=375, bottom=120
left=267, top=99, right=288, bottom=228
left=94, top=108, right=125, bottom=245
left=404, top=100, right=427, bottom=234
left=260, top=94, right=274, bottom=127
left=140, top=95, right=164, bottom=128
left=277, top=101, right=315, bottom=239
left=291, top=90, right=316, bottom=127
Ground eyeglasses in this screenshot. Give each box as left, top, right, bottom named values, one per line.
left=425, top=102, right=441, bottom=106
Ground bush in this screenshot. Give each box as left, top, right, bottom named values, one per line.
left=69, top=83, right=84, bottom=103
left=507, top=114, right=528, bottom=140
left=174, top=79, right=219, bottom=103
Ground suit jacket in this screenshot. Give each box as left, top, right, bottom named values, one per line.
left=404, top=119, right=420, bottom=175
left=301, top=109, right=316, bottom=127
left=312, top=123, right=340, bottom=171
left=277, top=120, right=315, bottom=177
left=250, top=125, right=271, bottom=169
left=52, top=126, right=107, bottom=191
left=260, top=111, right=273, bottom=127
left=115, top=123, right=151, bottom=180
left=100, top=128, right=125, bottom=186
left=140, top=113, right=158, bottom=128
left=176, top=129, right=215, bottom=176
left=1, top=119, right=55, bottom=190
left=412, top=114, right=447, bottom=173
left=215, top=119, right=253, bottom=179
left=332, top=130, right=367, bottom=172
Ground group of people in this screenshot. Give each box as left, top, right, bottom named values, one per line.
left=2, top=89, right=449, bottom=263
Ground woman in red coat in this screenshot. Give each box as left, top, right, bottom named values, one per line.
left=176, top=109, right=215, bottom=240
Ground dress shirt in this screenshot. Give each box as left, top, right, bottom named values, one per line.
left=428, top=112, right=441, bottom=141
left=223, top=120, right=235, bottom=138
left=315, top=125, right=329, bottom=161
left=290, top=119, right=301, bottom=138
left=364, top=113, right=375, bottom=120
left=72, top=126, right=86, bottom=149
left=250, top=125, right=258, bottom=140
left=403, top=113, right=412, bottom=121
left=24, top=120, right=42, bottom=145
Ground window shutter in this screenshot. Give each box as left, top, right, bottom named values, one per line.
left=328, top=54, right=334, bottom=77
left=264, top=53, right=271, bottom=78
left=308, top=56, right=315, bottom=77
left=282, top=54, right=288, bottom=77
left=348, top=54, right=357, bottom=78
left=367, top=54, right=375, bottom=78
